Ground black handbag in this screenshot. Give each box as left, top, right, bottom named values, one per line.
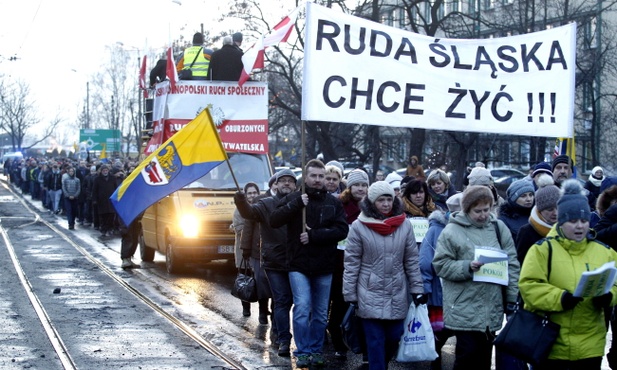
left=178, top=47, right=202, bottom=80
left=230, top=258, right=258, bottom=302
left=494, top=238, right=560, bottom=366
left=493, top=303, right=560, bottom=366
left=340, top=303, right=365, bottom=354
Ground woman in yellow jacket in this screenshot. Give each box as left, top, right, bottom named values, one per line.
left=519, top=179, right=617, bottom=370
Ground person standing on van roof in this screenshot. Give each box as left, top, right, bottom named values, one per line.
left=176, top=32, right=213, bottom=80
left=208, top=35, right=244, bottom=81
left=234, top=169, right=298, bottom=357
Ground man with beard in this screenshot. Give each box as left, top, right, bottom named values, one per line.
left=552, top=155, right=596, bottom=210
left=270, top=160, right=348, bottom=368
left=234, top=169, right=298, bottom=357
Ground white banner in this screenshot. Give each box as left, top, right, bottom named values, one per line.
left=302, top=3, right=575, bottom=137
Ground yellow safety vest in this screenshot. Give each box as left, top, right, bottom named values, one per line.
left=182, top=46, right=209, bottom=78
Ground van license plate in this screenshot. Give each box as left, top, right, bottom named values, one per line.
left=218, top=245, right=234, bottom=254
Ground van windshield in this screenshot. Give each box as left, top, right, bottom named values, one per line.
left=184, top=153, right=271, bottom=191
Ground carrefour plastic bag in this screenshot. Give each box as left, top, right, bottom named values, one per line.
left=396, top=302, right=438, bottom=362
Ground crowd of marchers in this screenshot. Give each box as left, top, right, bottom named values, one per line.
left=3, top=156, right=142, bottom=269
left=233, top=155, right=617, bottom=370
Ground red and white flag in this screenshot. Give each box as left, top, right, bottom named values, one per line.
left=139, top=55, right=148, bottom=98
left=239, top=7, right=299, bottom=86
left=166, top=47, right=179, bottom=90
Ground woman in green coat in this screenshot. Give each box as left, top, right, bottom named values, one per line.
left=519, top=179, right=617, bottom=369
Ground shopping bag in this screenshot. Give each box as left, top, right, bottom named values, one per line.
left=493, top=304, right=560, bottom=366
left=340, top=303, right=365, bottom=354
left=230, top=258, right=258, bottom=302
left=396, top=302, right=438, bottom=362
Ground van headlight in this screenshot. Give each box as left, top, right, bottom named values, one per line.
left=179, top=214, right=199, bottom=238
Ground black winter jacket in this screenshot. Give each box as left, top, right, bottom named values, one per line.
left=270, top=187, right=348, bottom=275
left=234, top=192, right=289, bottom=271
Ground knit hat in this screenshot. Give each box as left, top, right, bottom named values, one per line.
left=346, top=169, right=369, bottom=188
left=534, top=174, right=561, bottom=212
left=232, top=32, right=243, bottom=43
left=268, top=174, right=277, bottom=188
left=446, top=192, right=463, bottom=212
left=275, top=168, right=296, bottom=183
left=591, top=166, right=605, bottom=180
left=384, top=171, right=403, bottom=190
left=368, top=181, right=395, bottom=203
left=506, top=179, right=535, bottom=204
left=552, top=155, right=572, bottom=171
left=467, top=167, right=493, bottom=186
left=601, top=176, right=617, bottom=193
left=531, top=162, right=552, bottom=178
left=557, top=179, right=591, bottom=226
left=461, top=185, right=494, bottom=213
left=325, top=160, right=344, bottom=175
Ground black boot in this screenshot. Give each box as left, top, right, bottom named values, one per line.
left=242, top=300, right=251, bottom=317
left=258, top=298, right=269, bottom=324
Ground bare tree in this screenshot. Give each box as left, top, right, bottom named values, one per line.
left=0, top=78, right=62, bottom=153
left=88, top=44, right=140, bottom=157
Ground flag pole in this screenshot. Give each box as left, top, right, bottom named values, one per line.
left=302, top=120, right=306, bottom=231
left=205, top=108, right=240, bottom=191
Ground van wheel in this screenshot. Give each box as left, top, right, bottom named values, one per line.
left=166, top=240, right=183, bottom=274
left=139, top=227, right=155, bottom=262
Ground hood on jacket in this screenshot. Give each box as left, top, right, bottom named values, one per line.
left=596, top=185, right=617, bottom=217
left=448, top=210, right=497, bottom=227
left=428, top=208, right=448, bottom=227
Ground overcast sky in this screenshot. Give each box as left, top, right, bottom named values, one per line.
left=0, top=0, right=292, bottom=138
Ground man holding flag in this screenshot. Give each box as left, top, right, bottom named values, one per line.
left=110, top=108, right=228, bottom=228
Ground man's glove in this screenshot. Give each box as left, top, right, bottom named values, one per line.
left=593, top=292, right=613, bottom=309
left=412, top=294, right=428, bottom=306
left=242, top=249, right=251, bottom=260
left=561, top=291, right=583, bottom=310
left=234, top=191, right=246, bottom=203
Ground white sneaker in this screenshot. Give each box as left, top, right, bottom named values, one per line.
left=121, top=258, right=141, bottom=269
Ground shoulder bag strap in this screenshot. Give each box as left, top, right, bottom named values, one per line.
left=188, top=47, right=203, bottom=68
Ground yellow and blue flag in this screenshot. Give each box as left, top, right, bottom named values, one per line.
left=99, top=143, right=108, bottom=163
left=110, top=108, right=228, bottom=226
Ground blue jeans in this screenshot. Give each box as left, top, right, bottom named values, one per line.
left=362, top=318, right=404, bottom=370
left=63, top=197, right=78, bottom=227
left=288, top=271, right=332, bottom=356
left=265, top=269, right=293, bottom=344
left=49, top=189, right=62, bottom=213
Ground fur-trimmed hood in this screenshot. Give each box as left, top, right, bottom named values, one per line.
left=596, top=184, right=617, bottom=217
left=359, top=194, right=404, bottom=220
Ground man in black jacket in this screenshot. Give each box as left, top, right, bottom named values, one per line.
left=234, top=168, right=297, bottom=357
left=270, top=159, right=348, bottom=368
left=208, top=35, right=244, bottom=81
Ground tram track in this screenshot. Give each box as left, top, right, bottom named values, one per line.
left=0, top=180, right=246, bottom=370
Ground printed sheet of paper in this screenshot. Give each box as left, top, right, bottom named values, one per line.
left=473, top=247, right=509, bottom=286
left=409, top=218, right=429, bottom=243
left=574, top=261, right=617, bottom=297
